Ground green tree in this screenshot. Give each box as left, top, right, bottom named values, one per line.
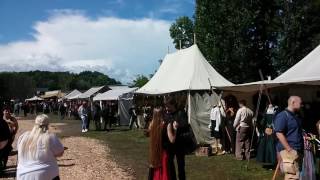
left=275, top=0, right=320, bottom=73
left=194, top=0, right=320, bottom=83
left=170, top=16, right=195, bottom=49
left=195, top=0, right=278, bottom=83
left=131, top=75, right=149, bottom=88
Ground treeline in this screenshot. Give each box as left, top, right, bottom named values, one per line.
left=0, top=71, right=120, bottom=100
left=170, top=0, right=320, bottom=83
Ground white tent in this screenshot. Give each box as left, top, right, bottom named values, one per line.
left=136, top=45, right=234, bottom=94
left=93, top=87, right=137, bottom=101
left=25, top=96, right=43, bottom=101
left=274, top=44, right=320, bottom=84
left=214, top=44, right=320, bottom=92
left=68, top=93, right=82, bottom=100
left=78, top=86, right=107, bottom=99
left=64, top=89, right=82, bottom=100
left=93, top=86, right=138, bottom=126
left=136, top=45, right=235, bottom=144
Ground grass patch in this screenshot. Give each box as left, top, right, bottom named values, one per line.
left=86, top=128, right=279, bottom=180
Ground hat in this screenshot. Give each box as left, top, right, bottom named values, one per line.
left=35, top=114, right=49, bottom=126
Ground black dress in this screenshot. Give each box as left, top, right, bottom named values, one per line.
left=256, top=112, right=277, bottom=165
left=0, top=119, right=11, bottom=171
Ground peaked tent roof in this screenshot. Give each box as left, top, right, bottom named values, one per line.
left=274, top=44, right=320, bottom=84
left=41, top=90, right=64, bottom=99
left=25, top=96, right=43, bottom=101
left=78, top=86, right=107, bottom=99
left=136, top=45, right=234, bottom=95
left=64, top=89, right=81, bottom=100
left=93, top=86, right=138, bottom=101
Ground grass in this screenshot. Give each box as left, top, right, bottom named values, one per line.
left=40, top=114, right=280, bottom=180
left=85, top=129, right=279, bottom=180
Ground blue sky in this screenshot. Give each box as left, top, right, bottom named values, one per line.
left=0, top=0, right=195, bottom=83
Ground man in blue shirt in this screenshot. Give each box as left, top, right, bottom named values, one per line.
left=274, top=96, right=303, bottom=180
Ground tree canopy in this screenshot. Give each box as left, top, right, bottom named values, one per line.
left=131, top=75, right=149, bottom=88
left=0, top=71, right=120, bottom=100
left=169, top=16, right=195, bottom=49
left=170, top=0, right=320, bottom=83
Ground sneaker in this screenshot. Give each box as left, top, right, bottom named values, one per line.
left=84, top=129, right=88, bottom=132
left=82, top=129, right=85, bottom=133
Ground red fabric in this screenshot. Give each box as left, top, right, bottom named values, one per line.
left=153, top=151, right=169, bottom=180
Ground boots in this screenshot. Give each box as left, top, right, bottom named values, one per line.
left=211, top=138, right=225, bottom=156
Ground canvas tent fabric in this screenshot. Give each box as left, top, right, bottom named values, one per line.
left=64, top=89, right=81, bottom=100
left=25, top=96, right=43, bottom=101
left=93, top=87, right=137, bottom=101
left=214, top=80, right=280, bottom=92
left=274, top=44, right=320, bottom=84
left=93, top=86, right=137, bottom=126
left=68, top=93, right=82, bottom=100
left=136, top=45, right=234, bottom=95
left=119, top=91, right=136, bottom=126
left=78, top=86, right=107, bottom=99
left=41, top=90, right=64, bottom=99
left=189, top=92, right=220, bottom=144
left=214, top=44, right=320, bottom=92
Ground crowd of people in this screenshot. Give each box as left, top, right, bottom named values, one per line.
left=1, top=94, right=320, bottom=180
left=146, top=95, right=320, bottom=180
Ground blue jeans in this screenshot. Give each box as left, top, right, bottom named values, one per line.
left=81, top=115, right=88, bottom=130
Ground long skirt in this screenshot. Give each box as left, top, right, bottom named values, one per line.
left=148, top=151, right=169, bottom=180
left=256, top=134, right=277, bottom=165
left=301, top=150, right=316, bottom=180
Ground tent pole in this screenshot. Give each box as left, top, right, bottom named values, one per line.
left=188, top=91, right=191, bottom=124
left=100, top=100, right=103, bottom=124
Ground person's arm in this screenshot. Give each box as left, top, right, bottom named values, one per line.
left=276, top=132, right=292, bottom=152
left=0, top=140, right=8, bottom=150
left=274, top=112, right=291, bottom=151
left=13, top=117, right=19, bottom=134
left=233, top=110, right=241, bottom=128
left=148, top=121, right=153, bottom=132
left=215, top=108, right=221, bottom=131
left=167, top=122, right=177, bottom=143
left=49, top=134, right=65, bottom=158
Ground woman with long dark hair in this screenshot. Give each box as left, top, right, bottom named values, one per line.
left=148, top=107, right=177, bottom=180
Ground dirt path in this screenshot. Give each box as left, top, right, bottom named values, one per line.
left=2, top=117, right=134, bottom=180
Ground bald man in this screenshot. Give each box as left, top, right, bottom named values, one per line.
left=274, top=96, right=303, bottom=180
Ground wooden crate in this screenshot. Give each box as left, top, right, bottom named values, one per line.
left=195, top=146, right=212, bottom=156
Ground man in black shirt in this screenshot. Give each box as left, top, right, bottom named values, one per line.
left=164, top=96, right=188, bottom=180
left=0, top=115, right=11, bottom=172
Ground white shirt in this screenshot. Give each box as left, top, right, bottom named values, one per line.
left=210, top=106, right=225, bottom=131
left=17, top=132, right=64, bottom=180
left=233, top=106, right=254, bottom=130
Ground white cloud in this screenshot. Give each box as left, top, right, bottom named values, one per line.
left=0, top=10, right=174, bottom=83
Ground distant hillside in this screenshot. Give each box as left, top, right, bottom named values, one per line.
left=0, top=71, right=121, bottom=100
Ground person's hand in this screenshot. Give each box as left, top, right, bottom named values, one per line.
left=286, top=147, right=293, bottom=153
left=173, top=121, right=179, bottom=130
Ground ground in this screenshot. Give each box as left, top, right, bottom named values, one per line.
left=1, top=115, right=133, bottom=180
left=1, top=114, right=279, bottom=180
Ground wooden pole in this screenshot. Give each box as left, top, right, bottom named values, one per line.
left=193, top=33, right=196, bottom=44
left=272, top=161, right=280, bottom=180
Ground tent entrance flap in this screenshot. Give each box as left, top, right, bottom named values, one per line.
left=189, top=92, right=219, bottom=144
